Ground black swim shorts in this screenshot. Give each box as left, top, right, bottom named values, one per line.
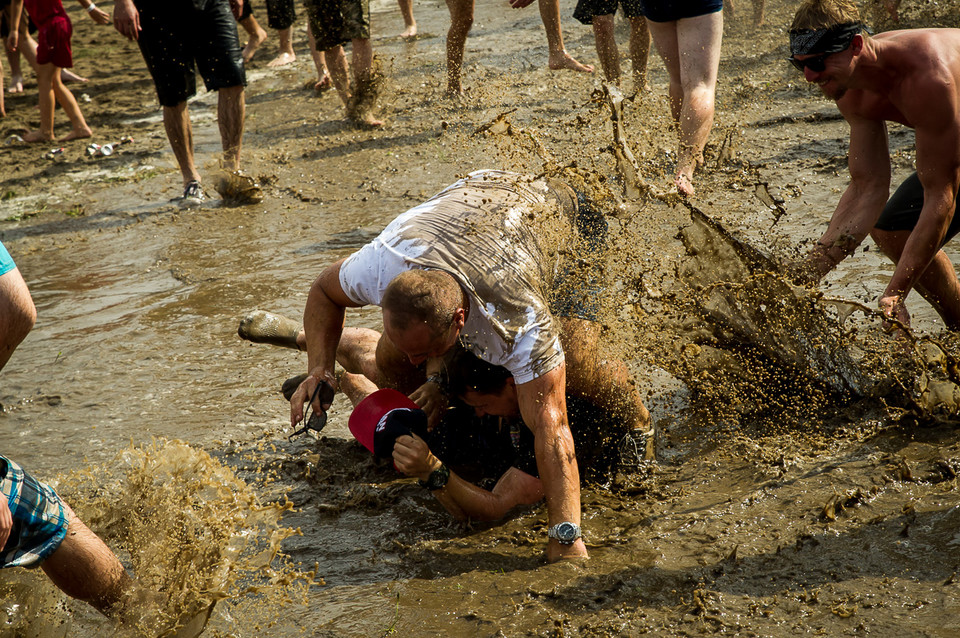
left=573, top=0, right=645, bottom=25
left=874, top=172, right=960, bottom=244
left=134, top=0, right=246, bottom=108
left=304, top=0, right=370, bottom=52
left=265, top=0, right=296, bottom=30
left=638, top=0, right=722, bottom=22
left=548, top=190, right=609, bottom=322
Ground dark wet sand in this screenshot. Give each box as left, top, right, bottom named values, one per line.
left=3, top=0, right=960, bottom=635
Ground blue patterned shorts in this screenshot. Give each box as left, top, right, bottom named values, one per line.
left=1, top=456, right=69, bottom=568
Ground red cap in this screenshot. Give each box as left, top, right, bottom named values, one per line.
left=348, top=389, right=421, bottom=456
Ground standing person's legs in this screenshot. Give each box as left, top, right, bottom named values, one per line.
left=627, top=16, right=649, bottom=90
left=323, top=44, right=351, bottom=105
left=51, top=66, right=92, bottom=140
left=398, top=0, right=416, bottom=37
left=672, top=11, right=721, bottom=196
left=265, top=0, right=297, bottom=66
left=238, top=1, right=268, bottom=63
left=537, top=0, right=593, bottom=72
left=590, top=14, right=619, bottom=83
left=307, top=22, right=331, bottom=90
left=22, top=62, right=55, bottom=141
left=349, top=37, right=382, bottom=126
left=218, top=86, right=244, bottom=172
left=162, top=102, right=200, bottom=188
left=0, top=264, right=36, bottom=373
left=444, top=0, right=473, bottom=96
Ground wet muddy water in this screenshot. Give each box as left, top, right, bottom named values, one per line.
left=3, top=0, right=960, bottom=635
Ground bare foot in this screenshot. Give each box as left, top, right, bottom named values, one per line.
left=242, top=29, right=268, bottom=63
left=9, top=75, right=24, bottom=93
left=61, top=127, right=93, bottom=141
left=22, top=129, right=54, bottom=143
left=61, top=69, right=88, bottom=83
left=314, top=72, right=332, bottom=92
left=351, top=111, right=383, bottom=128
left=548, top=50, right=593, bottom=73
left=267, top=51, right=296, bottom=68
left=675, top=171, right=695, bottom=197
left=400, top=23, right=417, bottom=38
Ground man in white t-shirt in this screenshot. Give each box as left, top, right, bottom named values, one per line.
left=288, top=170, right=650, bottom=562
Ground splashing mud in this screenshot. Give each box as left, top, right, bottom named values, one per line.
left=1, top=441, right=313, bottom=637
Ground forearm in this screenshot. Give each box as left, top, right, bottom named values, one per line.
left=809, top=180, right=889, bottom=277
left=534, top=425, right=581, bottom=527
left=885, top=194, right=954, bottom=298
left=431, top=474, right=512, bottom=521
left=302, top=264, right=348, bottom=378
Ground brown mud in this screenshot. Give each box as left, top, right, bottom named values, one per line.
left=3, top=0, right=960, bottom=635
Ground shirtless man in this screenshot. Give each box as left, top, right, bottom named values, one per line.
left=282, top=170, right=650, bottom=561
left=445, top=0, right=592, bottom=96
left=788, top=0, right=960, bottom=331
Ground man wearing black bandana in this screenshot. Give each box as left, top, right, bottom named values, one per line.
left=788, top=0, right=960, bottom=332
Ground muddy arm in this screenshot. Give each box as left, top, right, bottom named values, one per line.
left=517, top=364, right=587, bottom=561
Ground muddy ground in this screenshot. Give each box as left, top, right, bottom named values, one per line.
left=3, top=0, right=960, bottom=635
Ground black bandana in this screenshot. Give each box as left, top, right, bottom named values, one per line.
left=790, top=21, right=863, bottom=56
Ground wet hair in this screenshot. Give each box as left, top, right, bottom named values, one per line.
left=447, top=348, right=513, bottom=397
left=791, top=0, right=860, bottom=31
left=382, top=270, right=462, bottom=336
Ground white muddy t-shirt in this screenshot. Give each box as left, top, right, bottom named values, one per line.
left=338, top=170, right=577, bottom=384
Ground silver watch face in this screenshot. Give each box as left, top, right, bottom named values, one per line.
left=554, top=522, right=579, bottom=543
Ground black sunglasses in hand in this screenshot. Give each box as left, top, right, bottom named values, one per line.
left=289, top=379, right=336, bottom=440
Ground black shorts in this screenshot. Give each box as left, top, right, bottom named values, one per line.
left=265, top=0, right=295, bottom=30
left=549, top=190, right=609, bottom=322
left=874, top=172, right=960, bottom=244
left=304, top=0, right=370, bottom=52
left=134, top=0, right=246, bottom=108
left=638, top=0, right=722, bottom=22
left=573, top=0, right=645, bottom=25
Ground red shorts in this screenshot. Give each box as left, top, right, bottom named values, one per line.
left=35, top=14, right=72, bottom=68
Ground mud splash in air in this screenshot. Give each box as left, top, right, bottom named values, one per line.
left=674, top=203, right=960, bottom=421
left=1, top=440, right=314, bottom=637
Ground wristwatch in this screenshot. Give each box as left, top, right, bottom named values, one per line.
left=418, top=464, right=450, bottom=491
left=548, top=522, right=582, bottom=545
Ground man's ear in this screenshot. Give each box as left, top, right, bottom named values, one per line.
left=851, top=33, right=864, bottom=56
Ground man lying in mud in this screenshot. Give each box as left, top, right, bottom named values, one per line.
left=787, top=0, right=960, bottom=331
left=249, top=169, right=652, bottom=561
left=337, top=346, right=638, bottom=523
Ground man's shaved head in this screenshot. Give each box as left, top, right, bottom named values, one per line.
left=382, top=270, right=463, bottom=336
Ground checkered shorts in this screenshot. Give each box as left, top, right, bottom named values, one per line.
left=1, top=456, right=69, bottom=568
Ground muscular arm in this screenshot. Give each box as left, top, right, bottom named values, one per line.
left=517, top=362, right=587, bottom=561
left=801, top=115, right=891, bottom=280
left=884, top=93, right=960, bottom=303
left=289, top=258, right=363, bottom=425
left=393, top=434, right=543, bottom=521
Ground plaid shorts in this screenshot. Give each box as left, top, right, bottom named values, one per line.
left=1, top=456, right=69, bottom=568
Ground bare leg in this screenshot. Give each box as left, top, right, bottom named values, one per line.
left=337, top=327, right=386, bottom=385
left=218, top=85, right=245, bottom=172
left=444, top=0, right=473, bottom=96
left=538, top=0, right=593, bottom=73
left=324, top=45, right=351, bottom=107
left=0, top=266, right=36, bottom=372
left=268, top=26, right=296, bottom=67
left=398, top=0, right=417, bottom=38
left=752, top=0, right=765, bottom=26
left=628, top=16, right=650, bottom=91
left=240, top=14, right=268, bottom=63
left=162, top=101, right=200, bottom=188
left=40, top=505, right=132, bottom=616
left=339, top=370, right=380, bottom=407
left=51, top=67, right=92, bottom=141
left=307, top=23, right=331, bottom=90
left=0, top=56, right=5, bottom=116
left=591, top=14, right=619, bottom=83
left=22, top=62, right=56, bottom=141
left=872, top=228, right=960, bottom=329
left=558, top=316, right=652, bottom=433
left=647, top=11, right=722, bottom=196
left=349, top=38, right=382, bottom=127
left=4, top=20, right=24, bottom=92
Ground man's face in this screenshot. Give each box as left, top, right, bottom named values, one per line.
left=791, top=35, right=861, bottom=101
left=384, top=311, right=462, bottom=366
left=460, top=381, right=519, bottom=418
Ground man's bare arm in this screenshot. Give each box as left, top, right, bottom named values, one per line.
left=517, top=363, right=587, bottom=561
left=289, top=258, right=362, bottom=425
left=800, top=115, right=891, bottom=281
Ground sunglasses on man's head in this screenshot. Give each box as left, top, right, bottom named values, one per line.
left=787, top=52, right=832, bottom=73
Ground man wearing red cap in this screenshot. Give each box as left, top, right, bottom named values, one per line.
left=787, top=0, right=960, bottom=332
left=287, top=170, right=651, bottom=562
